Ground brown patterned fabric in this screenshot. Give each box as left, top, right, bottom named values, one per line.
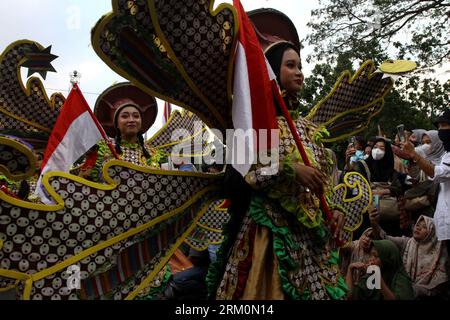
left=146, top=110, right=211, bottom=157
left=306, top=61, right=393, bottom=143
left=216, top=116, right=347, bottom=300
left=0, top=41, right=64, bottom=139
left=92, top=0, right=237, bottom=133
left=0, top=163, right=220, bottom=300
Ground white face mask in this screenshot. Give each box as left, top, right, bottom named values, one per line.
left=372, top=148, right=385, bottom=161
left=422, top=143, right=432, bottom=155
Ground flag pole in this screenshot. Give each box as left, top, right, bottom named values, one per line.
left=270, top=81, right=343, bottom=246
left=71, top=82, right=120, bottom=160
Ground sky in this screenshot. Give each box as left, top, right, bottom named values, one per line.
left=0, top=1, right=447, bottom=137
left=0, top=0, right=320, bottom=137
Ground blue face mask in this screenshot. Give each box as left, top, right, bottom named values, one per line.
left=350, top=150, right=365, bottom=164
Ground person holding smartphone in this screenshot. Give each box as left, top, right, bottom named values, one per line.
left=401, top=110, right=450, bottom=257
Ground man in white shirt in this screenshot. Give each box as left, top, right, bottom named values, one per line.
left=402, top=109, right=450, bottom=255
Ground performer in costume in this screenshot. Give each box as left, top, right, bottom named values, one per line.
left=209, top=10, right=348, bottom=300
left=80, top=82, right=162, bottom=182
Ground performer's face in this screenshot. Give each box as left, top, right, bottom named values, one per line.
left=117, top=106, right=142, bottom=137
left=280, top=48, right=304, bottom=95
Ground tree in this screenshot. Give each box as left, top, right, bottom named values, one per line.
left=305, top=0, right=450, bottom=67
left=300, top=53, right=448, bottom=168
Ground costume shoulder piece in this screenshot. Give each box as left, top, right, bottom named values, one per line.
left=0, top=38, right=227, bottom=300
left=147, top=109, right=212, bottom=158
left=306, top=60, right=394, bottom=143
left=91, top=0, right=238, bottom=134
left=0, top=135, right=37, bottom=181
left=0, top=40, right=65, bottom=150
left=0, top=160, right=223, bottom=300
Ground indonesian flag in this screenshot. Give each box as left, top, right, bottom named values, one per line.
left=163, top=101, right=172, bottom=124
left=35, top=84, right=108, bottom=203
left=231, top=0, right=278, bottom=177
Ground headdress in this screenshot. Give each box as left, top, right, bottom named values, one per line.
left=94, top=82, right=158, bottom=137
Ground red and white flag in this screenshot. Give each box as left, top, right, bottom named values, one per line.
left=231, top=0, right=278, bottom=177
left=35, top=84, right=109, bottom=203
left=163, top=101, right=172, bottom=124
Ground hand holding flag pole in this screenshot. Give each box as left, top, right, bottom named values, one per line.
left=270, top=81, right=344, bottom=247
left=232, top=0, right=343, bottom=246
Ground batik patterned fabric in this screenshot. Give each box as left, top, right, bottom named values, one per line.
left=0, top=161, right=221, bottom=300
left=214, top=115, right=348, bottom=300
left=146, top=110, right=211, bottom=158
left=184, top=199, right=230, bottom=251
left=332, top=172, right=372, bottom=246
left=0, top=40, right=64, bottom=137
left=92, top=0, right=238, bottom=133
left=306, top=61, right=393, bottom=143
left=87, top=138, right=163, bottom=182
left=0, top=144, right=33, bottom=179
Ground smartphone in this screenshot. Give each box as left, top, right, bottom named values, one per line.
left=397, top=124, right=406, bottom=143
left=373, top=195, right=379, bottom=211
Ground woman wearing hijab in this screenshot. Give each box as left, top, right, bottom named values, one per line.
left=410, top=129, right=427, bottom=147
left=347, top=240, right=414, bottom=300
left=210, top=40, right=347, bottom=300
left=370, top=210, right=449, bottom=298
left=420, top=130, right=445, bottom=166
left=366, top=138, right=396, bottom=183
left=354, top=138, right=404, bottom=236
left=339, top=228, right=374, bottom=282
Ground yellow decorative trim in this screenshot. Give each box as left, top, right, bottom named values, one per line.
left=147, top=0, right=235, bottom=129
left=215, top=200, right=230, bottom=211
left=91, top=1, right=234, bottom=131
left=0, top=136, right=37, bottom=181
left=333, top=172, right=373, bottom=246
left=155, top=127, right=207, bottom=150
left=0, top=269, right=32, bottom=282
left=0, top=184, right=219, bottom=300
left=0, top=160, right=220, bottom=299
left=147, top=109, right=203, bottom=147
left=125, top=198, right=218, bottom=300
left=146, top=109, right=181, bottom=144
left=0, top=280, right=19, bottom=293
left=184, top=239, right=209, bottom=252
left=333, top=174, right=366, bottom=204
left=306, top=60, right=394, bottom=143
left=0, top=107, right=52, bottom=133
left=196, top=222, right=224, bottom=234
left=0, top=159, right=220, bottom=212
left=0, top=40, right=64, bottom=133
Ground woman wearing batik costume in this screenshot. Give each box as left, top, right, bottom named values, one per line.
left=79, top=83, right=162, bottom=182
left=209, top=41, right=348, bottom=300
left=77, top=83, right=168, bottom=299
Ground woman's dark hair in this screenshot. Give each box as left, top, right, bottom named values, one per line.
left=113, top=104, right=151, bottom=159
left=265, top=41, right=301, bottom=115
left=18, top=180, right=30, bottom=200
left=365, top=138, right=395, bottom=182
left=265, top=41, right=300, bottom=91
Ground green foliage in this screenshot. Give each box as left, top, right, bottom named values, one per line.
left=306, top=0, right=450, bottom=67
left=299, top=0, right=449, bottom=167
left=300, top=56, right=448, bottom=167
